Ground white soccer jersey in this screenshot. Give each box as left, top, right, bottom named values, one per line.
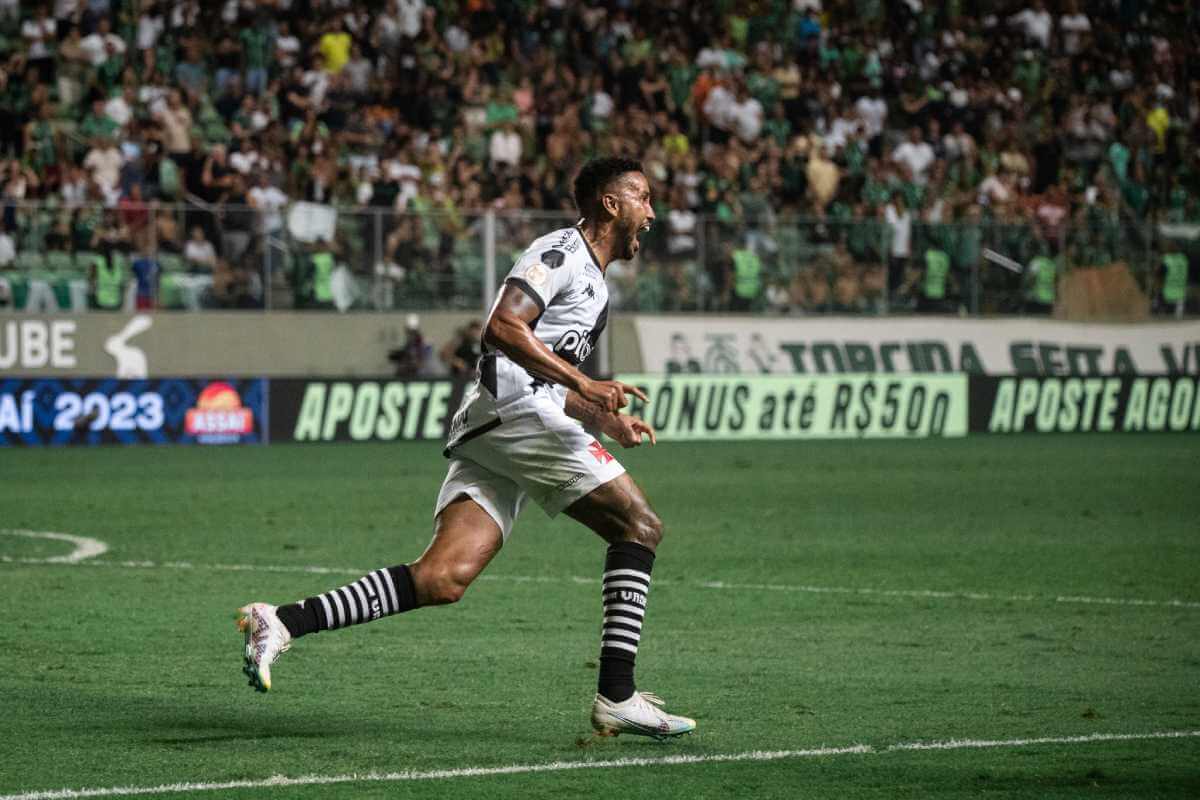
left=445, top=225, right=610, bottom=452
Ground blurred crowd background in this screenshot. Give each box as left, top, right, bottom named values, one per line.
left=0, top=0, right=1197, bottom=316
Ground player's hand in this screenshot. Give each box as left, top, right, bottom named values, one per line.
left=579, top=378, right=649, bottom=413
left=607, top=414, right=657, bottom=448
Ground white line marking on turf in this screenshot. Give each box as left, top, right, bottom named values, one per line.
left=0, top=530, right=108, bottom=564
left=2, top=731, right=1197, bottom=800
left=4, top=553, right=1198, bottom=611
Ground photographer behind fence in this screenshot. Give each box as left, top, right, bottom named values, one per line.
left=388, top=313, right=434, bottom=378
left=439, top=319, right=483, bottom=380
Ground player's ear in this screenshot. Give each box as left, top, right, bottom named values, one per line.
left=601, top=191, right=619, bottom=219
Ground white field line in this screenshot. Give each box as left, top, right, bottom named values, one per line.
left=3, top=555, right=1199, bottom=611
left=0, top=530, right=108, bottom=563
left=2, top=530, right=1198, bottom=611
left=2, top=731, right=1198, bottom=800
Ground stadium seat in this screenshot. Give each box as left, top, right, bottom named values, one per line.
left=109, top=250, right=131, bottom=274
left=16, top=251, right=45, bottom=272
left=159, top=273, right=184, bottom=309
left=45, top=251, right=74, bottom=272
left=74, top=250, right=104, bottom=272
left=158, top=252, right=186, bottom=274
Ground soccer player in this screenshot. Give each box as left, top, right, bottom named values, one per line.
left=237, top=157, right=696, bottom=740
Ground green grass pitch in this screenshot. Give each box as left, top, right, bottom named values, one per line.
left=1, top=436, right=1198, bottom=799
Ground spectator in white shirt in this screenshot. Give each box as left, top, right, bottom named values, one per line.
left=488, top=121, right=522, bottom=169
left=1059, top=0, right=1091, bottom=55
left=80, top=17, right=126, bottom=67
left=53, top=0, right=79, bottom=19
left=136, top=5, right=164, bottom=51
left=229, top=140, right=265, bottom=175
left=665, top=185, right=697, bottom=257
left=883, top=193, right=912, bottom=301
left=854, top=92, right=888, bottom=142
left=60, top=165, right=88, bottom=207
left=247, top=173, right=288, bottom=235
left=22, top=5, right=56, bottom=81
left=729, top=86, right=763, bottom=144
left=942, top=121, right=976, bottom=161
left=0, top=224, right=15, bottom=268
left=1010, top=0, right=1052, bottom=50
left=83, top=138, right=123, bottom=203
left=891, top=126, right=936, bottom=185
left=702, top=80, right=736, bottom=131
left=104, top=86, right=136, bottom=129
left=155, top=90, right=192, bottom=158
left=397, top=0, right=425, bottom=38
left=184, top=226, right=218, bottom=271
left=825, top=104, right=860, bottom=152
left=275, top=20, right=301, bottom=70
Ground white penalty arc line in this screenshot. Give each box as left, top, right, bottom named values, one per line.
left=2, top=532, right=1197, bottom=611
left=0, top=530, right=108, bottom=564
left=2, top=730, right=1198, bottom=800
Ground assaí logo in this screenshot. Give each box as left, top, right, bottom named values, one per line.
left=185, top=382, right=253, bottom=444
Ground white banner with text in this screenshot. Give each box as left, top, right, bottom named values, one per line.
left=633, top=317, right=1200, bottom=376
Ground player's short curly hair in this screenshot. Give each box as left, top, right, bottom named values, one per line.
left=573, top=157, right=644, bottom=218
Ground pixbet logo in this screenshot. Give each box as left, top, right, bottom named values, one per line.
left=554, top=329, right=594, bottom=365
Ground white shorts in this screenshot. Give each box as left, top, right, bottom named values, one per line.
left=434, top=394, right=626, bottom=540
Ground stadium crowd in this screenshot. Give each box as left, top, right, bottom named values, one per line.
left=0, top=0, right=1196, bottom=313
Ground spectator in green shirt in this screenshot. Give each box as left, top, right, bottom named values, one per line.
left=240, top=17, right=273, bottom=95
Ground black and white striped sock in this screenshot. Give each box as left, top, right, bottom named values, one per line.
left=276, top=565, right=418, bottom=637
left=597, top=541, right=655, bottom=703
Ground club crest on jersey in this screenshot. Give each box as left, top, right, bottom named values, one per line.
left=588, top=440, right=615, bottom=464
left=524, top=263, right=549, bottom=287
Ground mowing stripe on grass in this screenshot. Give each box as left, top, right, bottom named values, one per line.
left=2, top=731, right=1197, bottom=800
left=3, top=531, right=1199, bottom=611
left=4, top=557, right=1200, bottom=611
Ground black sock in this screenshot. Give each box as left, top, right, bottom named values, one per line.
left=597, top=541, right=655, bottom=703
left=276, top=564, right=418, bottom=638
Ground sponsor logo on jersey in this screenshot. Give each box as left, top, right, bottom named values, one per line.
left=557, top=229, right=581, bottom=253
left=541, top=249, right=566, bottom=269
left=588, top=439, right=615, bottom=464
left=553, top=329, right=595, bottom=364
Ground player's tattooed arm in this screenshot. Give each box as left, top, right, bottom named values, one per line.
left=485, top=284, right=648, bottom=413
left=565, top=392, right=656, bottom=448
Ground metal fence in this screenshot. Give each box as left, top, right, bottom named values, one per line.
left=1, top=200, right=1195, bottom=317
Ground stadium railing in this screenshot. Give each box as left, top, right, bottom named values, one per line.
left=0, top=200, right=1194, bottom=318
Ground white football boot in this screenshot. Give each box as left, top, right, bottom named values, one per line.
left=591, top=691, right=697, bottom=740
left=236, top=603, right=292, bottom=692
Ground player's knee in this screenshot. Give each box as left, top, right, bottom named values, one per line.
left=627, top=508, right=663, bottom=551
left=414, top=562, right=473, bottom=606
left=426, top=570, right=470, bottom=605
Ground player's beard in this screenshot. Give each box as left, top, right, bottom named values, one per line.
left=616, top=216, right=641, bottom=261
